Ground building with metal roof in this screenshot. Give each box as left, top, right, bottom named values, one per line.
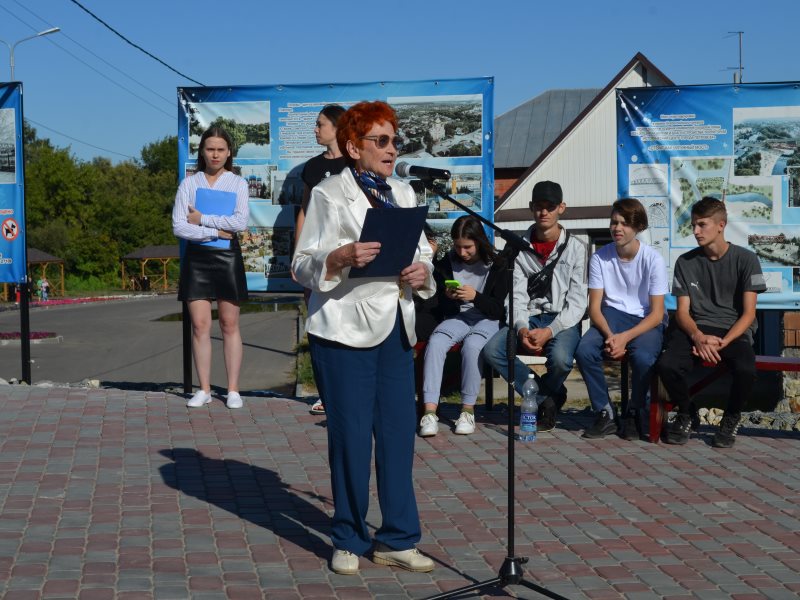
left=495, top=88, right=600, bottom=197
left=494, top=52, right=674, bottom=246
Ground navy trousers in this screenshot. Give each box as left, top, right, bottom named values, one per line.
left=309, top=311, right=421, bottom=555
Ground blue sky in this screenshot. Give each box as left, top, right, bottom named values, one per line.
left=1, top=0, right=798, bottom=163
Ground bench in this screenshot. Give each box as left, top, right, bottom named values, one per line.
left=649, top=355, right=800, bottom=443
left=482, top=348, right=643, bottom=414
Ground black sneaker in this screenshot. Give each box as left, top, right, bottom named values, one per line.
left=665, top=413, right=692, bottom=445
left=621, top=410, right=641, bottom=441
left=712, top=412, right=742, bottom=448
left=537, top=397, right=556, bottom=432
left=582, top=409, right=617, bottom=439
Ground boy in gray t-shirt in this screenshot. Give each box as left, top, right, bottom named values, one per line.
left=657, top=197, right=766, bottom=448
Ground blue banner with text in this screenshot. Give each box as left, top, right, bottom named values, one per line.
left=0, top=83, right=26, bottom=284
left=177, top=78, right=494, bottom=292
left=617, top=82, right=800, bottom=309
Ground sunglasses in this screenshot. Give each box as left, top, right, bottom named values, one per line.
left=529, top=202, right=560, bottom=213
left=360, top=134, right=403, bottom=150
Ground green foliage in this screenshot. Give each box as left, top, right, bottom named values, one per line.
left=295, top=335, right=315, bottom=388
left=443, top=141, right=480, bottom=157
left=65, top=273, right=117, bottom=292
left=23, top=123, right=179, bottom=287
left=735, top=151, right=762, bottom=176
left=140, top=135, right=179, bottom=178
left=190, top=117, right=270, bottom=153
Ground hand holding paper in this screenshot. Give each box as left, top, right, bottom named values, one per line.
left=399, top=262, right=428, bottom=289
left=349, top=206, right=429, bottom=278
left=326, top=241, right=382, bottom=277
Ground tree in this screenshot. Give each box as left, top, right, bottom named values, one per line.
left=22, top=122, right=179, bottom=286
left=140, top=135, right=178, bottom=178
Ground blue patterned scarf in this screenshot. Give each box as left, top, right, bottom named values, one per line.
left=352, top=167, right=395, bottom=208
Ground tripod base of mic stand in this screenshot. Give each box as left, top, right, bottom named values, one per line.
left=425, top=555, right=569, bottom=600
left=499, top=555, right=527, bottom=584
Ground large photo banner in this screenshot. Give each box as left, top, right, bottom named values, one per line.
left=617, top=82, right=800, bottom=309
left=0, top=83, right=26, bottom=284
left=177, top=78, right=494, bottom=292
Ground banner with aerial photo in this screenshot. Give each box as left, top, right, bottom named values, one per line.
left=0, top=83, right=26, bottom=284
left=616, top=82, right=800, bottom=309
left=177, top=78, right=494, bottom=292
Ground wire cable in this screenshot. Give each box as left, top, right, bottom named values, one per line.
left=11, top=0, right=175, bottom=108
left=26, top=118, right=136, bottom=160
left=0, top=3, right=175, bottom=119
left=67, top=0, right=205, bottom=86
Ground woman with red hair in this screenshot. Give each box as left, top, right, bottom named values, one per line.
left=293, top=100, right=436, bottom=575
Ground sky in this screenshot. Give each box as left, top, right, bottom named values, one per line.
left=1, top=0, right=799, bottom=163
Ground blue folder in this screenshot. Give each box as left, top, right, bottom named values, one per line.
left=192, top=188, right=237, bottom=249
left=350, top=206, right=429, bottom=278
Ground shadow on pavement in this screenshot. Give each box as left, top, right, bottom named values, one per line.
left=158, top=448, right=332, bottom=560
left=102, top=381, right=296, bottom=398
left=101, top=380, right=186, bottom=392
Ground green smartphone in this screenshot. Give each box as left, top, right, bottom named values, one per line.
left=444, top=279, right=461, bottom=289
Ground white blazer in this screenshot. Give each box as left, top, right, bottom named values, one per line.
left=293, top=168, right=435, bottom=348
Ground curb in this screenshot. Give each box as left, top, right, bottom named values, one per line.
left=0, top=335, right=63, bottom=346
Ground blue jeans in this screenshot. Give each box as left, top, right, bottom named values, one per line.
left=482, top=313, right=581, bottom=400
left=575, top=305, right=665, bottom=414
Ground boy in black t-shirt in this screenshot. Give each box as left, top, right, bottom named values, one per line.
left=657, top=197, right=766, bottom=447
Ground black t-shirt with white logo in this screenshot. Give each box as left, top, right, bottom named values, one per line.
left=672, top=243, right=766, bottom=341
left=301, top=153, right=347, bottom=189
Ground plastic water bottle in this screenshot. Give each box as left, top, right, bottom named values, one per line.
left=519, top=374, right=538, bottom=443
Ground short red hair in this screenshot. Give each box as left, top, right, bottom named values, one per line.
left=336, top=101, right=398, bottom=167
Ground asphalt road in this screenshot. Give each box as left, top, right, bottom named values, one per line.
left=0, top=294, right=300, bottom=395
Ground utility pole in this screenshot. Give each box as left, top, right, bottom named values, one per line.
left=727, top=31, right=744, bottom=83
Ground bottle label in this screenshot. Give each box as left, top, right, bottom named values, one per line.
left=520, top=413, right=537, bottom=431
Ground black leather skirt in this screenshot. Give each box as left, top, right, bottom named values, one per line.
left=178, top=239, right=248, bottom=302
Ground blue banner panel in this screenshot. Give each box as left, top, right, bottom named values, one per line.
left=177, top=78, right=494, bottom=292
left=0, top=83, right=26, bottom=284
left=616, top=83, right=800, bottom=309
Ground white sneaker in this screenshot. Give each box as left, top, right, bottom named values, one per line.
left=331, top=549, right=359, bottom=575
left=372, top=545, right=434, bottom=572
left=186, top=390, right=212, bottom=407
left=454, top=411, right=475, bottom=435
left=226, top=391, right=243, bottom=409
left=419, top=413, right=439, bottom=437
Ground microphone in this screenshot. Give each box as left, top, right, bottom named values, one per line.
left=395, top=162, right=451, bottom=180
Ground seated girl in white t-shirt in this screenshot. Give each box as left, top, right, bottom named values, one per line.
left=575, top=198, right=668, bottom=440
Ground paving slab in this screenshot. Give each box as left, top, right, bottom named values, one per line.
left=0, top=381, right=797, bottom=599
left=0, top=295, right=799, bottom=597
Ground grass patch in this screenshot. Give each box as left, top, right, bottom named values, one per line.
left=296, top=336, right=316, bottom=388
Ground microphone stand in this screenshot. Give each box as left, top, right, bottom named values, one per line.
left=418, top=177, right=568, bottom=600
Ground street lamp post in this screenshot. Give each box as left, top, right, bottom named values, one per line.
left=0, top=26, right=59, bottom=384
left=0, top=27, right=60, bottom=81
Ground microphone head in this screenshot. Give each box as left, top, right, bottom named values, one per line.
left=395, top=162, right=411, bottom=178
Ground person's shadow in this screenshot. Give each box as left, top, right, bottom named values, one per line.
left=158, top=448, right=332, bottom=559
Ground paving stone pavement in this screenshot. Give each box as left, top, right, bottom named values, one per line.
left=0, top=384, right=798, bottom=599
